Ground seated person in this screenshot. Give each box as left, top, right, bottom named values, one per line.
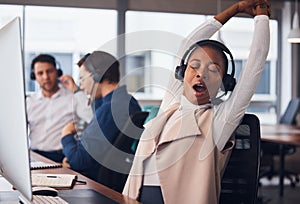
left=61, top=51, right=141, bottom=191
left=123, top=0, right=270, bottom=203
left=27, top=54, right=92, bottom=162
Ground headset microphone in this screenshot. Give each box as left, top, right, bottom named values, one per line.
left=87, top=81, right=96, bottom=106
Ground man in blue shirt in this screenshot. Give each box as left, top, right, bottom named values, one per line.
left=61, top=51, right=141, bottom=192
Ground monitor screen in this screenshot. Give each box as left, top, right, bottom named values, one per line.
left=0, top=17, right=32, bottom=201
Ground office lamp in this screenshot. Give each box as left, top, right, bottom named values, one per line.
left=288, top=0, right=300, bottom=43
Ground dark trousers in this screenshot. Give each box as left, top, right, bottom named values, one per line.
left=139, top=186, right=164, bottom=204
left=32, top=149, right=64, bottom=163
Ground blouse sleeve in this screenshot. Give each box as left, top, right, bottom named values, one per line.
left=213, top=15, right=270, bottom=151
left=159, top=18, right=223, bottom=112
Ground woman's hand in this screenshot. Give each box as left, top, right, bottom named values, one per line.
left=238, top=0, right=270, bottom=17
left=214, top=0, right=270, bottom=25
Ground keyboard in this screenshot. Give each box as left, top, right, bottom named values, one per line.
left=32, top=195, right=68, bottom=204
left=19, top=195, right=68, bottom=204
left=30, top=161, right=62, bottom=170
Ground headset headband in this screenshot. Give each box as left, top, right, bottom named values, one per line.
left=180, top=39, right=235, bottom=78
left=83, top=58, right=103, bottom=82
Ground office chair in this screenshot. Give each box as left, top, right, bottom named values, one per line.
left=220, top=114, right=261, bottom=204
left=142, top=105, right=160, bottom=124
left=95, top=111, right=149, bottom=193
left=260, top=98, right=300, bottom=187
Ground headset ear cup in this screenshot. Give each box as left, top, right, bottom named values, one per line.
left=175, top=65, right=186, bottom=81
left=30, top=71, right=36, bottom=80
left=57, top=69, right=63, bottom=77
left=222, top=74, right=236, bottom=93
left=93, top=73, right=102, bottom=82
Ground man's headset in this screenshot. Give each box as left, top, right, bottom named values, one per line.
left=175, top=39, right=236, bottom=95
left=83, top=51, right=119, bottom=83
left=83, top=59, right=103, bottom=83
left=82, top=51, right=119, bottom=105
left=30, top=54, right=63, bottom=80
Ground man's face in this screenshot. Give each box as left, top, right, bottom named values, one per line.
left=79, top=65, right=94, bottom=96
left=183, top=45, right=226, bottom=105
left=34, top=62, right=59, bottom=93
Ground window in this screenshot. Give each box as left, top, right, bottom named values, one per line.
left=126, top=11, right=278, bottom=124
left=234, top=60, right=271, bottom=95
left=126, top=11, right=206, bottom=99
left=126, top=52, right=149, bottom=93
left=0, top=5, right=117, bottom=92
left=0, top=5, right=279, bottom=124
left=24, top=6, right=117, bottom=92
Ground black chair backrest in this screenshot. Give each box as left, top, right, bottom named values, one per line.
left=112, top=111, right=149, bottom=154
left=279, top=98, right=300, bottom=125
left=96, top=111, right=149, bottom=193
left=220, top=114, right=261, bottom=204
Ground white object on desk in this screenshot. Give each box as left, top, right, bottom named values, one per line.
left=31, top=174, right=77, bottom=188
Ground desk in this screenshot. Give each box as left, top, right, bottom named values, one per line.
left=30, top=152, right=139, bottom=204
left=261, top=124, right=300, bottom=197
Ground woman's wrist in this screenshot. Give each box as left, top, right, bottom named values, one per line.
left=256, top=3, right=267, bottom=9
left=255, top=3, right=270, bottom=16
left=214, top=3, right=239, bottom=25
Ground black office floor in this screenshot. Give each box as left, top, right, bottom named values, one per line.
left=257, top=177, right=300, bottom=204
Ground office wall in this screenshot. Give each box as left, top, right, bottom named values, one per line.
left=280, top=1, right=300, bottom=115
left=281, top=2, right=293, bottom=116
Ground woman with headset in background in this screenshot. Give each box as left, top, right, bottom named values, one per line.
left=123, top=0, right=270, bottom=203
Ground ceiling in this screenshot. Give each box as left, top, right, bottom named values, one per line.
left=0, top=0, right=295, bottom=18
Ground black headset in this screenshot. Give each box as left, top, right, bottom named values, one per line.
left=83, top=51, right=120, bottom=83
left=30, top=54, right=63, bottom=80
left=83, top=59, right=102, bottom=82
left=175, top=39, right=236, bottom=94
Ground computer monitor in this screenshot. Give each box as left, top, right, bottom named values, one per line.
left=0, top=17, right=33, bottom=201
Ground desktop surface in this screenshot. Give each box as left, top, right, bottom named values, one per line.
left=58, top=189, right=118, bottom=204
left=0, top=152, right=140, bottom=204
left=0, top=190, right=118, bottom=204
left=261, top=124, right=300, bottom=146
left=30, top=152, right=140, bottom=204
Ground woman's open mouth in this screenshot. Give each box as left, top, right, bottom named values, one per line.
left=193, top=83, right=207, bottom=93
left=192, top=82, right=209, bottom=98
